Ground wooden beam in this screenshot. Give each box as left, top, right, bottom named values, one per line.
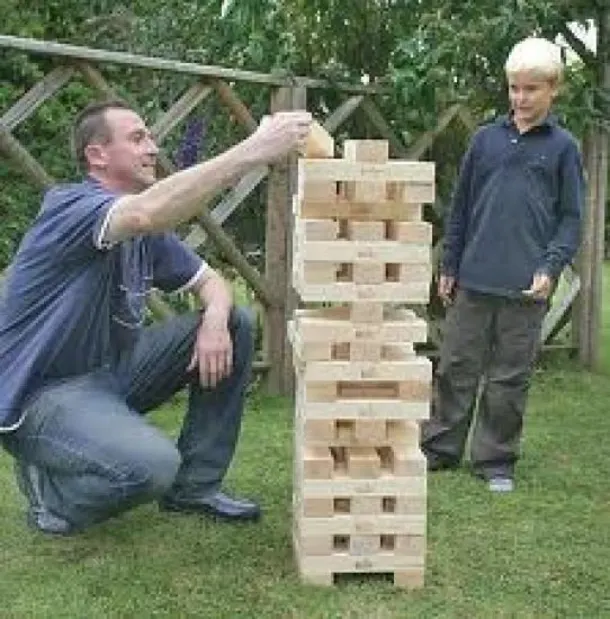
left=541, top=266, right=581, bottom=343
left=183, top=166, right=269, bottom=248
left=577, top=128, right=607, bottom=369
left=359, top=97, right=409, bottom=158
left=0, top=34, right=380, bottom=93
left=0, top=124, right=53, bottom=188
left=213, top=80, right=258, bottom=133
left=407, top=103, right=462, bottom=160
left=151, top=82, right=213, bottom=143
left=323, top=95, right=364, bottom=134
left=1, top=65, right=74, bottom=131
left=264, top=85, right=306, bottom=396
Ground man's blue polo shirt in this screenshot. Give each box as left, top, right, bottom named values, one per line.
left=0, top=178, right=206, bottom=431
left=441, top=114, right=584, bottom=297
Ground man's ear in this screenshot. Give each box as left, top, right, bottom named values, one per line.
left=84, top=143, right=108, bottom=169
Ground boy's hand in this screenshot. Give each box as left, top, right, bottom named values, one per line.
left=522, top=272, right=552, bottom=300
left=438, top=275, right=456, bottom=306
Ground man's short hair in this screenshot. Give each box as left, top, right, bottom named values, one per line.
left=505, top=37, right=563, bottom=82
left=72, top=99, right=133, bottom=170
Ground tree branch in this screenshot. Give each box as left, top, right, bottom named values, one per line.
left=558, top=22, right=596, bottom=69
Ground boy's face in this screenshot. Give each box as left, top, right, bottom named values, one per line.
left=507, top=72, right=557, bottom=128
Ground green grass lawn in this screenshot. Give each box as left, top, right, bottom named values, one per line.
left=1, top=269, right=609, bottom=618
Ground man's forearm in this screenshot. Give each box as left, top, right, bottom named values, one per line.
left=107, top=139, right=261, bottom=243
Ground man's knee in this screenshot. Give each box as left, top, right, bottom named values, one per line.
left=128, top=442, right=181, bottom=497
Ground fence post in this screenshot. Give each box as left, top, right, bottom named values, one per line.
left=264, top=84, right=307, bottom=396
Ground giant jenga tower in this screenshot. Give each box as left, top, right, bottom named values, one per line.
left=289, top=127, right=435, bottom=588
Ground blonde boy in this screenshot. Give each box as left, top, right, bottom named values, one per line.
left=421, top=38, right=585, bottom=491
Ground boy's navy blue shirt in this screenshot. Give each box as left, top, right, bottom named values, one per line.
left=441, top=114, right=584, bottom=297
left=0, top=178, right=206, bottom=431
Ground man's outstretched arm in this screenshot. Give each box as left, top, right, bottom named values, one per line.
left=104, top=111, right=312, bottom=243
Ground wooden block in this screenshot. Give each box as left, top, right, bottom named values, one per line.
left=331, top=342, right=350, bottom=360
left=294, top=281, right=430, bottom=304
left=354, top=420, right=387, bottom=443
left=304, top=120, right=335, bottom=158
left=378, top=447, right=426, bottom=476
left=385, top=263, right=432, bottom=284
left=343, top=140, right=389, bottom=163
left=301, top=476, right=427, bottom=501
left=351, top=496, right=383, bottom=514
left=386, top=420, right=420, bottom=444
left=346, top=447, right=381, bottom=478
left=342, top=141, right=388, bottom=202
left=395, top=535, right=426, bottom=556
left=302, top=263, right=338, bottom=284
left=303, top=219, right=339, bottom=241
left=303, top=447, right=333, bottom=479
left=347, top=221, right=385, bottom=241
left=299, top=534, right=334, bottom=555
left=305, top=420, right=335, bottom=442
left=350, top=302, right=384, bottom=323
left=386, top=221, right=433, bottom=244
left=300, top=199, right=423, bottom=221
left=382, top=343, right=415, bottom=360
left=350, top=535, right=380, bottom=556
left=395, top=496, right=427, bottom=515
left=302, top=497, right=335, bottom=518
left=297, top=550, right=424, bottom=573
left=388, top=178, right=436, bottom=204
left=394, top=569, right=425, bottom=589
left=299, top=159, right=435, bottom=186
left=352, top=262, right=385, bottom=284
left=302, top=357, right=432, bottom=382
left=300, top=240, right=430, bottom=263
left=297, top=514, right=426, bottom=536
left=349, top=342, right=382, bottom=362
left=297, top=341, right=332, bottom=361
left=298, top=179, right=338, bottom=202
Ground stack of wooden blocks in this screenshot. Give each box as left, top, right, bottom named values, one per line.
left=289, top=126, right=435, bottom=588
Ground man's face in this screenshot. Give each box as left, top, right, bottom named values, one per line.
left=507, top=72, right=557, bottom=129
left=87, top=108, right=159, bottom=192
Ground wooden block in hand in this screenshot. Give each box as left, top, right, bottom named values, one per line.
left=304, top=120, right=335, bottom=158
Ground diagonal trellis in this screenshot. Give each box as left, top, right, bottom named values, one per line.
left=0, top=34, right=582, bottom=395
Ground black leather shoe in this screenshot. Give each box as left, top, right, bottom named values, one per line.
left=27, top=508, right=76, bottom=536
left=160, top=491, right=261, bottom=522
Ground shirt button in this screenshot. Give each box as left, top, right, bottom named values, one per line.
left=511, top=138, right=518, bottom=144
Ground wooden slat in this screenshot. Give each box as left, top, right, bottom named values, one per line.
left=152, top=82, right=213, bottom=143
left=359, top=97, right=409, bottom=158
left=1, top=65, right=74, bottom=131
left=0, top=34, right=380, bottom=93
left=0, top=124, right=53, bottom=188
left=541, top=266, right=581, bottom=343
left=406, top=103, right=462, bottom=161
left=213, top=80, right=258, bottom=133
left=323, top=95, right=364, bottom=134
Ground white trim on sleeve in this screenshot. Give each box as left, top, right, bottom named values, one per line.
left=94, top=200, right=120, bottom=250
left=171, top=261, right=209, bottom=294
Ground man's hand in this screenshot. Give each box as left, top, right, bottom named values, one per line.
left=438, top=274, right=456, bottom=306
left=188, top=309, right=233, bottom=388
left=522, top=272, right=553, bottom=301
left=249, top=111, right=313, bottom=163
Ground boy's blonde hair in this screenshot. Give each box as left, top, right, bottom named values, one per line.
left=505, top=37, right=563, bottom=82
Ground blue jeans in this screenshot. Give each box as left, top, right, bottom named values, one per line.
left=3, top=307, right=253, bottom=531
